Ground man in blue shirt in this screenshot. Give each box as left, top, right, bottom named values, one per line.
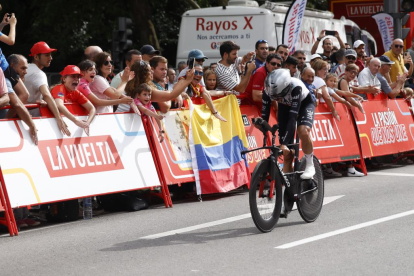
left=253, top=39, right=269, bottom=73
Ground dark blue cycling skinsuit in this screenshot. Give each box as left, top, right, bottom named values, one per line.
left=261, top=78, right=315, bottom=146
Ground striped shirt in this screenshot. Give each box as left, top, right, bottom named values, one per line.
left=215, top=57, right=242, bottom=91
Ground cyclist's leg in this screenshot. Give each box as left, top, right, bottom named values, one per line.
left=277, top=103, right=294, bottom=173
left=297, top=95, right=315, bottom=179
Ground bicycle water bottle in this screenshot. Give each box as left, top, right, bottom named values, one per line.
left=83, top=197, right=93, bottom=220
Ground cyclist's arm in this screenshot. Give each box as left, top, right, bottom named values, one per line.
left=261, top=91, right=272, bottom=122
left=281, top=87, right=302, bottom=145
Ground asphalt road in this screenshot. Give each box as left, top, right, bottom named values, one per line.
left=1, top=164, right=413, bottom=276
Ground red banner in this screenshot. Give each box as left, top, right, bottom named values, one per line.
left=300, top=103, right=362, bottom=163
left=352, top=99, right=414, bottom=158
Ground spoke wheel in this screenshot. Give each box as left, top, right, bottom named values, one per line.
left=249, top=159, right=282, bottom=233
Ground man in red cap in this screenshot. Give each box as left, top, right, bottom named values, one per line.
left=24, top=42, right=70, bottom=136
left=51, top=65, right=96, bottom=135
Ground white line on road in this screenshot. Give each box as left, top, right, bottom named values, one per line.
left=369, top=172, right=414, bottom=177
left=140, top=195, right=344, bottom=240
left=276, top=209, right=414, bottom=249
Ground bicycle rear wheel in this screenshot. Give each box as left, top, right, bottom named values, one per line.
left=249, top=159, right=282, bottom=233
left=297, top=156, right=324, bottom=223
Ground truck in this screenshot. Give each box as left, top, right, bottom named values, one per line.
left=176, top=0, right=377, bottom=65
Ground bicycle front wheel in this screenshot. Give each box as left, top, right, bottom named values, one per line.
left=249, top=159, right=283, bottom=233
left=297, top=156, right=324, bottom=223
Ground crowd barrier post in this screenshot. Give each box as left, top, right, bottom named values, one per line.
left=142, top=116, right=173, bottom=207
left=0, top=167, right=18, bottom=236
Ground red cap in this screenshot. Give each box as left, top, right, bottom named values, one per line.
left=29, top=42, right=57, bottom=56
left=60, top=65, right=81, bottom=76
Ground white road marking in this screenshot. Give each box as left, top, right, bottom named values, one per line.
left=140, top=195, right=344, bottom=240
left=276, top=209, right=414, bottom=249
left=369, top=172, right=414, bottom=177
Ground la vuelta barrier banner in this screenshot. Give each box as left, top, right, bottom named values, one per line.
left=0, top=113, right=161, bottom=207
left=282, top=0, right=308, bottom=54
left=372, top=12, right=394, bottom=53
left=352, top=99, right=414, bottom=158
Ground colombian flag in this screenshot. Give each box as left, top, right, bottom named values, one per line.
left=188, top=95, right=249, bottom=195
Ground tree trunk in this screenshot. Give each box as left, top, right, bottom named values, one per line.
left=129, top=0, right=153, bottom=46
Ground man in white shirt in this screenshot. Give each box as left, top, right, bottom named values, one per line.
left=112, top=49, right=142, bottom=112
left=357, top=58, right=381, bottom=99
left=24, top=42, right=70, bottom=135
left=215, top=41, right=255, bottom=92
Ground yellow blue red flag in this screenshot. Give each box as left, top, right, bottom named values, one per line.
left=188, top=95, right=249, bottom=195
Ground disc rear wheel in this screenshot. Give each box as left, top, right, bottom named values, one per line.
left=297, top=156, right=324, bottom=223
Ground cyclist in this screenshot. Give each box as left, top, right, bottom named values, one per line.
left=261, top=69, right=315, bottom=180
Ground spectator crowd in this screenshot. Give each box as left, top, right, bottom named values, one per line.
left=1, top=11, right=413, bottom=228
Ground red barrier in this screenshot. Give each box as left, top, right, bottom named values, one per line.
left=0, top=168, right=18, bottom=236
left=303, top=103, right=363, bottom=164
left=352, top=98, right=414, bottom=158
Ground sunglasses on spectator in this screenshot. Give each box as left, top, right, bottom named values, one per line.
left=194, top=71, right=203, bottom=76
left=269, top=62, right=282, bottom=67
left=104, top=60, right=114, bottom=66
left=196, top=59, right=205, bottom=62
left=394, top=45, right=404, bottom=48
left=257, top=39, right=268, bottom=43
left=346, top=56, right=356, bottom=60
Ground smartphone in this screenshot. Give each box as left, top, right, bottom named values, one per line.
left=188, top=58, right=195, bottom=69
left=251, top=54, right=256, bottom=61
left=6, top=13, right=11, bottom=18
left=325, top=30, right=336, bottom=36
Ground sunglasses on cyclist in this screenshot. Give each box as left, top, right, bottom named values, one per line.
left=194, top=71, right=203, bottom=76
left=104, top=60, right=114, bottom=66
left=269, top=62, right=282, bottom=67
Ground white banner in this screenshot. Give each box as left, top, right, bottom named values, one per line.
left=372, top=12, right=394, bottom=52
left=282, top=0, right=308, bottom=54
left=0, top=113, right=161, bottom=207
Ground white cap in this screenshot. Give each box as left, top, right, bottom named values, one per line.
left=310, top=54, right=322, bottom=61
left=353, top=40, right=365, bottom=49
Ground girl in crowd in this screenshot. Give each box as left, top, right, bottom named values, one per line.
left=311, top=59, right=340, bottom=121
left=125, top=60, right=195, bottom=111
left=130, top=83, right=164, bottom=143
left=338, top=65, right=365, bottom=114
left=90, top=52, right=134, bottom=113
left=77, top=60, right=133, bottom=109
left=204, top=69, right=217, bottom=91
left=325, top=73, right=364, bottom=113
left=51, top=65, right=96, bottom=136
left=183, top=64, right=227, bottom=122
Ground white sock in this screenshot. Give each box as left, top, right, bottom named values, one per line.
left=305, top=153, right=314, bottom=166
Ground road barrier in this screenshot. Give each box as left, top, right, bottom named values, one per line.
left=0, top=94, right=413, bottom=236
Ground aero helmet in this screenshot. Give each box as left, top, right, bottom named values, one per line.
left=264, top=69, right=292, bottom=100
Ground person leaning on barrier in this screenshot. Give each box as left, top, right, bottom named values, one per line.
left=3, top=55, right=38, bottom=144
left=301, top=67, right=319, bottom=106
left=24, top=41, right=71, bottom=136
left=383, top=39, right=413, bottom=83
left=377, top=55, right=413, bottom=99
left=357, top=58, right=382, bottom=99
left=77, top=60, right=133, bottom=110
left=51, top=65, right=96, bottom=136
left=244, top=53, right=282, bottom=110
left=215, top=41, right=255, bottom=92
left=90, top=52, right=134, bottom=113
left=125, top=60, right=195, bottom=110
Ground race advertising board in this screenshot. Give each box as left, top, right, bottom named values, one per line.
left=352, top=99, right=414, bottom=158
left=300, top=103, right=361, bottom=163
left=0, top=113, right=161, bottom=208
